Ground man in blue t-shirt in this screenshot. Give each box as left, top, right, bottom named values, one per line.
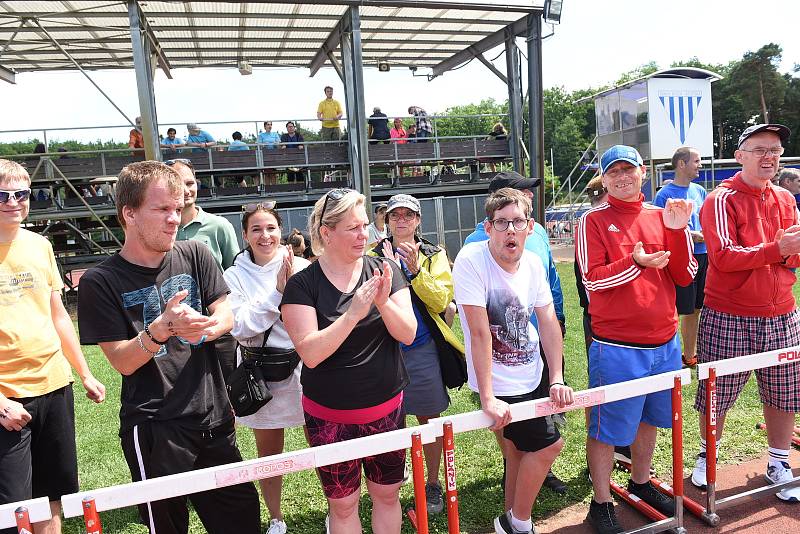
left=654, top=146, right=707, bottom=367
left=776, top=168, right=800, bottom=211
left=257, top=121, right=281, bottom=148
left=463, top=171, right=568, bottom=495
left=185, top=123, right=216, bottom=153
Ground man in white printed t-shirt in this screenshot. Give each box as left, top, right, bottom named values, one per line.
left=453, top=187, right=574, bottom=534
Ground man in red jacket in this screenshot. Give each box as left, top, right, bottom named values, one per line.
left=692, top=124, right=800, bottom=502
left=577, top=145, right=696, bottom=533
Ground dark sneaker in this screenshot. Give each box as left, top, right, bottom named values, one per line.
left=543, top=470, right=568, bottom=494
left=613, top=446, right=632, bottom=464
left=587, top=500, right=623, bottom=534
left=425, top=481, right=444, bottom=514
left=627, top=480, right=675, bottom=516
left=494, top=511, right=535, bottom=534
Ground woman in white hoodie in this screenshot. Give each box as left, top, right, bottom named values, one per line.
left=224, top=202, right=310, bottom=534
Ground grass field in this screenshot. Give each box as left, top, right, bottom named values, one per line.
left=62, top=263, right=798, bottom=533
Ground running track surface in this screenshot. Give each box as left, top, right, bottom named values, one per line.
left=532, top=451, right=800, bottom=533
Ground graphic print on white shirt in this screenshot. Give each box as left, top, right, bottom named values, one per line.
left=487, top=288, right=537, bottom=367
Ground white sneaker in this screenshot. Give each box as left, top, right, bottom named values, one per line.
left=766, top=461, right=800, bottom=502
left=325, top=514, right=330, bottom=534
left=267, top=518, right=287, bottom=534
left=691, top=452, right=707, bottom=489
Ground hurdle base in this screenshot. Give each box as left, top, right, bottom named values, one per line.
left=622, top=516, right=685, bottom=534
left=714, top=474, right=800, bottom=511
left=701, top=511, right=720, bottom=527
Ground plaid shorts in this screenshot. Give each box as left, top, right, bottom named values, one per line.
left=694, top=307, right=800, bottom=415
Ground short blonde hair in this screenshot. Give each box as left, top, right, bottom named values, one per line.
left=116, top=161, right=182, bottom=228
left=0, top=159, right=31, bottom=187
left=308, top=189, right=365, bottom=255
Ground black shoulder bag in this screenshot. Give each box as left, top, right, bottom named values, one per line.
left=226, top=326, right=301, bottom=417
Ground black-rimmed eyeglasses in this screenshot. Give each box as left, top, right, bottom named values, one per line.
left=488, top=217, right=530, bottom=232
left=0, top=189, right=31, bottom=204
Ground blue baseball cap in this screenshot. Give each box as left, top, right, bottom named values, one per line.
left=600, top=145, right=644, bottom=174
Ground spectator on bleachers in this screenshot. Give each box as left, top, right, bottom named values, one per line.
left=185, top=123, right=216, bottom=153
left=407, top=124, right=418, bottom=143
left=34, top=143, right=46, bottom=154
left=224, top=203, right=311, bottom=534
left=128, top=116, right=144, bottom=151
left=317, top=86, right=343, bottom=142
left=368, top=107, right=391, bottom=145
left=407, top=106, right=433, bottom=142
left=228, top=131, right=249, bottom=151
left=160, top=127, right=185, bottom=152
left=280, top=122, right=305, bottom=184
left=487, top=123, right=509, bottom=173
left=488, top=122, right=508, bottom=141
left=258, top=121, right=281, bottom=149
left=390, top=118, right=407, bottom=144
left=281, top=189, right=416, bottom=534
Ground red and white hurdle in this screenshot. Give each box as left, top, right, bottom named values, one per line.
left=0, top=368, right=691, bottom=534
left=697, top=344, right=800, bottom=526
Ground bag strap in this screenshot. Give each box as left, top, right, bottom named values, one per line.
left=260, top=325, right=274, bottom=348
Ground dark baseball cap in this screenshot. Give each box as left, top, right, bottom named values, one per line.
left=488, top=171, right=541, bottom=192
left=737, top=123, right=790, bottom=148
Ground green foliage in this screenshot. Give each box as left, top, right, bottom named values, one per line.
left=0, top=138, right=128, bottom=157
left=433, top=98, right=508, bottom=139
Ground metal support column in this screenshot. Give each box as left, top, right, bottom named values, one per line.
left=128, top=0, right=160, bottom=161
left=340, top=6, right=371, bottom=213
left=505, top=30, right=524, bottom=174
left=526, top=13, right=546, bottom=224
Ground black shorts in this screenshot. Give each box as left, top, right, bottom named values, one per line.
left=676, top=253, right=707, bottom=315
left=0, top=385, right=78, bottom=505
left=497, top=379, right=561, bottom=453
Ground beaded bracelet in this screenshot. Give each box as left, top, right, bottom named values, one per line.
left=137, top=331, right=159, bottom=356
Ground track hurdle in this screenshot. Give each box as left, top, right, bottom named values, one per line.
left=1, top=368, right=686, bottom=533
left=0, top=498, right=50, bottom=532
left=426, top=369, right=691, bottom=534
left=698, top=344, right=800, bottom=525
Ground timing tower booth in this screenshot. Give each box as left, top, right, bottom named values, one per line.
left=591, top=67, right=721, bottom=199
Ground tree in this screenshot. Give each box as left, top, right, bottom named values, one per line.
left=614, top=61, right=660, bottom=86
left=731, top=43, right=785, bottom=124
left=434, top=98, right=507, bottom=139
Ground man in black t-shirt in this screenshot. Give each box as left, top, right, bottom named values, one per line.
left=77, top=161, right=259, bottom=534
left=368, top=107, right=391, bottom=145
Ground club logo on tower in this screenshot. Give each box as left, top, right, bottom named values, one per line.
left=658, top=90, right=703, bottom=144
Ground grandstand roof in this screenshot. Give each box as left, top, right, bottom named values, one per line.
left=0, top=1, right=542, bottom=75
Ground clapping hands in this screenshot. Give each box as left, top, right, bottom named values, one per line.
left=662, top=198, right=693, bottom=230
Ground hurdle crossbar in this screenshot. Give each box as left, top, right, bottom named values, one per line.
left=697, top=344, right=800, bottom=524
left=49, top=368, right=688, bottom=528
left=0, top=498, right=50, bottom=529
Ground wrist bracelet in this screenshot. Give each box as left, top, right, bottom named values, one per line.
left=137, top=331, right=159, bottom=356
left=144, top=323, right=167, bottom=345
left=549, top=382, right=564, bottom=388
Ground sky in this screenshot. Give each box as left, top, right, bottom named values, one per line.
left=1, top=0, right=798, bottom=145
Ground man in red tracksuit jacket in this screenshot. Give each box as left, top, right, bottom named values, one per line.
left=691, top=124, right=800, bottom=503
left=577, top=145, right=696, bottom=534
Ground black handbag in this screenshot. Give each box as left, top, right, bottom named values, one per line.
left=226, top=325, right=298, bottom=417
left=239, top=326, right=301, bottom=382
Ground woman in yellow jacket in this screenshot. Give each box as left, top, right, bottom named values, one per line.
left=370, top=193, right=465, bottom=515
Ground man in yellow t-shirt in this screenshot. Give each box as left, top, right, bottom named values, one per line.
left=317, top=85, right=343, bottom=142
left=0, top=159, right=105, bottom=534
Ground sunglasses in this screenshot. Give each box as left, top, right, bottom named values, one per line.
left=0, top=189, right=31, bottom=204
left=242, top=201, right=277, bottom=213
left=164, top=158, right=193, bottom=169
left=320, top=188, right=355, bottom=225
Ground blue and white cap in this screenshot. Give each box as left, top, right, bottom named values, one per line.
left=600, top=145, right=644, bottom=174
